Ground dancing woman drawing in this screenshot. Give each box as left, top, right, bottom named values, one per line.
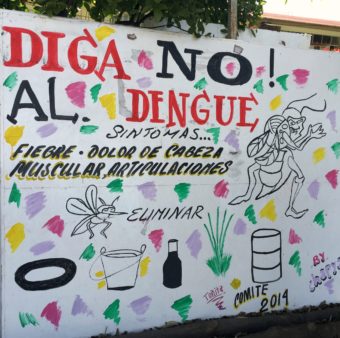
left=229, top=94, right=326, bottom=219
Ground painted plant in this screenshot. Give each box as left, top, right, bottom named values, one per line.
left=203, top=208, right=233, bottom=277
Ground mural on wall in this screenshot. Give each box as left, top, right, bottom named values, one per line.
left=66, top=185, right=127, bottom=238
left=230, top=94, right=327, bottom=219
left=0, top=9, right=339, bottom=338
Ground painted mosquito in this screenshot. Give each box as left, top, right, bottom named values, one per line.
left=66, top=185, right=127, bottom=239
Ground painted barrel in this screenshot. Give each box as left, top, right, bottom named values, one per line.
left=251, top=229, right=282, bottom=283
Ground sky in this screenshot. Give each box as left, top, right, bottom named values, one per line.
left=263, top=0, right=340, bottom=22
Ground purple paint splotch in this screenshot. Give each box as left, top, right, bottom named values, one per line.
left=308, top=180, right=320, bottom=200
left=71, top=295, right=93, bottom=316
left=224, top=130, right=240, bottom=151
left=185, top=229, right=202, bottom=259
left=136, top=77, right=152, bottom=89
left=129, top=296, right=152, bottom=315
left=326, top=110, right=337, bottom=131
left=25, top=192, right=46, bottom=219
left=36, top=123, right=57, bottom=138
left=324, top=279, right=334, bottom=295
left=30, top=241, right=55, bottom=255
left=137, top=181, right=157, bottom=201
left=233, top=218, right=247, bottom=235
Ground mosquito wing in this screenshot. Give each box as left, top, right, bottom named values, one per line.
left=247, top=131, right=270, bottom=157
left=67, top=198, right=93, bottom=216
left=85, top=185, right=98, bottom=213
left=71, top=215, right=94, bottom=236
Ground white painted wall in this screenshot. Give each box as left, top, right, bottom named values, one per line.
left=1, top=9, right=340, bottom=338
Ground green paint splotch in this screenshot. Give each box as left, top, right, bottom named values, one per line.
left=253, top=79, right=264, bottom=94
left=244, top=204, right=257, bottom=224
left=289, top=250, right=302, bottom=276
left=171, top=295, right=193, bottom=322
left=8, top=182, right=21, bottom=207
left=327, top=79, right=339, bottom=94
left=107, top=179, right=123, bottom=193
left=313, top=210, right=326, bottom=228
left=194, top=77, right=207, bottom=90
left=90, top=83, right=102, bottom=102
left=331, top=142, right=340, bottom=159
left=103, top=299, right=120, bottom=325
left=276, top=74, right=289, bottom=91
left=3, top=72, right=18, bottom=91
left=80, top=125, right=99, bottom=134
left=206, top=127, right=220, bottom=144
left=19, top=312, right=39, bottom=328
left=174, top=183, right=191, bottom=202
left=80, top=243, right=96, bottom=261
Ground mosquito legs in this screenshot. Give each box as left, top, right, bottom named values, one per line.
left=100, top=222, right=112, bottom=238
left=86, top=222, right=95, bottom=239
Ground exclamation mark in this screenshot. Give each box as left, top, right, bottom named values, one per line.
left=269, top=48, right=275, bottom=88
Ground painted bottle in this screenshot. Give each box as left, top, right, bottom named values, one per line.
left=163, top=239, right=182, bottom=288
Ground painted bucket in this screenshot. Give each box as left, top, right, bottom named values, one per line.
left=92, top=245, right=146, bottom=290
left=251, top=229, right=281, bottom=283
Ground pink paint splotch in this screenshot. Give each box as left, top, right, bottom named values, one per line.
left=325, top=169, right=339, bottom=189
left=292, top=69, right=310, bottom=85
left=289, top=228, right=302, bottom=244
left=226, top=62, right=236, bottom=76
left=308, top=180, right=320, bottom=200
left=148, top=229, right=164, bottom=252
left=138, top=51, right=153, bottom=70
left=71, top=295, right=93, bottom=316
left=43, top=215, right=64, bottom=237
left=65, top=81, right=86, bottom=108
left=185, top=229, right=202, bottom=259
left=137, top=181, right=157, bottom=201
left=41, top=301, right=62, bottom=330
left=25, top=192, right=46, bottom=219
left=214, top=180, right=229, bottom=198
left=256, top=66, right=265, bottom=77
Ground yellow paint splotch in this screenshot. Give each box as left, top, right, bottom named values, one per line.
left=270, top=95, right=282, bottom=111
left=230, top=278, right=241, bottom=290
left=5, top=126, right=24, bottom=155
left=95, top=271, right=105, bottom=278
left=313, top=147, right=326, bottom=164
left=5, top=222, right=25, bottom=253
left=140, top=256, right=151, bottom=277
left=259, top=199, right=277, bottom=222
left=97, top=280, right=106, bottom=289
left=99, top=93, right=116, bottom=119
left=95, top=26, right=116, bottom=41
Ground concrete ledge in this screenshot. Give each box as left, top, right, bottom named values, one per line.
left=93, top=303, right=340, bottom=338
